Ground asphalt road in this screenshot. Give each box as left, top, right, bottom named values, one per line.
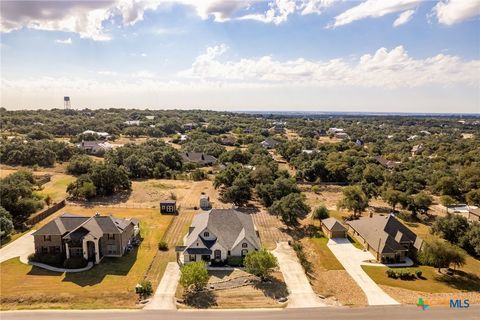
left=1, top=305, right=479, bottom=320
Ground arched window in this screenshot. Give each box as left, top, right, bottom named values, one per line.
left=242, top=243, right=248, bottom=248
left=204, top=232, right=210, bottom=237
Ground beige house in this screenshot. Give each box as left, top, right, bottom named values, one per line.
left=347, top=214, right=423, bottom=263
left=321, top=217, right=347, bottom=238
left=33, top=213, right=139, bottom=264
left=180, top=209, right=261, bottom=264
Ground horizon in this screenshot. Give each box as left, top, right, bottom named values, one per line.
left=1, top=0, right=480, bottom=113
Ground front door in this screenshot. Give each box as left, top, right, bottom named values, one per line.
left=87, top=241, right=96, bottom=262
left=201, top=255, right=211, bottom=262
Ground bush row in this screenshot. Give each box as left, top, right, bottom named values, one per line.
left=386, top=268, right=422, bottom=280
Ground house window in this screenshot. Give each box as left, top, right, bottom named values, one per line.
left=49, top=246, right=60, bottom=254
left=214, top=250, right=221, bottom=260
left=204, top=232, right=210, bottom=237
left=189, top=255, right=196, bottom=262
left=227, top=250, right=231, bottom=256
left=107, top=244, right=117, bottom=254
left=70, top=247, right=83, bottom=257
left=41, top=247, right=48, bottom=254
left=242, top=243, right=248, bottom=248
left=43, top=235, right=51, bottom=241
left=241, top=249, right=248, bottom=257
left=107, top=234, right=115, bottom=240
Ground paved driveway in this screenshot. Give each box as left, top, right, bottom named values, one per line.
left=0, top=230, right=35, bottom=264
left=327, top=238, right=399, bottom=306
left=273, top=242, right=326, bottom=308
left=145, top=262, right=180, bottom=310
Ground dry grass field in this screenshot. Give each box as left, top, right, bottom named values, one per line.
left=0, top=206, right=174, bottom=310
left=176, top=271, right=287, bottom=309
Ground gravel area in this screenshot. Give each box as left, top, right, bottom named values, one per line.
left=312, top=270, right=368, bottom=306
left=380, top=285, right=480, bottom=306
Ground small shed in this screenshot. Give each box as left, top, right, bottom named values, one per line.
left=199, top=195, right=211, bottom=210
left=160, top=200, right=176, bottom=214
left=321, top=217, right=347, bottom=238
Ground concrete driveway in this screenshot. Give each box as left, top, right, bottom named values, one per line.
left=327, top=238, right=399, bottom=306
left=144, top=262, right=180, bottom=310
left=272, top=242, right=326, bottom=308
left=0, top=230, right=35, bottom=264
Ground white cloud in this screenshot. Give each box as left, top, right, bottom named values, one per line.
left=180, top=44, right=480, bottom=88
left=55, top=37, right=72, bottom=44
left=393, top=9, right=415, bottom=27
left=330, top=0, right=421, bottom=28
left=432, top=0, right=480, bottom=26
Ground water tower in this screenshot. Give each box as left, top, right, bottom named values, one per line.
left=64, top=96, right=71, bottom=110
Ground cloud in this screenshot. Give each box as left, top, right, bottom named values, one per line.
left=330, top=0, right=421, bottom=28
left=432, top=0, right=480, bottom=26
left=393, top=9, right=415, bottom=27
left=180, top=44, right=480, bottom=88
left=55, top=37, right=72, bottom=44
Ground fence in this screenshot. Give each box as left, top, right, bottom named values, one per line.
left=34, top=174, right=52, bottom=186
left=26, top=199, right=66, bottom=225
left=65, top=201, right=158, bottom=209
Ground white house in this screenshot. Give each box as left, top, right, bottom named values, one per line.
left=180, top=209, right=261, bottom=264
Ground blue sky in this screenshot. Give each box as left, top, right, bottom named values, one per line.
left=1, top=0, right=479, bottom=113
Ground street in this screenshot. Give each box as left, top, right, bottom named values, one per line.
left=1, top=305, right=479, bottom=320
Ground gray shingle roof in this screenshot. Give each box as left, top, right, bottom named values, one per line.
left=346, top=215, right=422, bottom=255
left=321, top=218, right=347, bottom=232
left=185, top=209, right=261, bottom=251
left=181, top=152, right=217, bottom=165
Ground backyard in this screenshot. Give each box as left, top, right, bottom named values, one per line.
left=0, top=206, right=174, bottom=310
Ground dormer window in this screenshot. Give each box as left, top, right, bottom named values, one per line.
left=204, top=232, right=210, bottom=237
left=242, top=243, right=247, bottom=248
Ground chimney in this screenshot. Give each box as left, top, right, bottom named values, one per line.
left=369, top=211, right=373, bottom=218
left=95, top=212, right=100, bottom=217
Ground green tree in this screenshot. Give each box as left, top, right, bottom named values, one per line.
left=244, top=249, right=279, bottom=280
left=88, top=163, right=131, bottom=196
left=408, top=192, right=433, bottom=217
left=431, top=214, right=470, bottom=244
left=269, top=193, right=310, bottom=227
left=312, top=205, right=329, bottom=225
left=466, top=189, right=480, bottom=206
left=419, top=240, right=466, bottom=272
left=337, top=185, right=369, bottom=218
left=382, top=189, right=407, bottom=212
left=220, top=176, right=252, bottom=206
left=180, top=261, right=209, bottom=292
left=0, top=207, right=14, bottom=239
left=67, top=154, right=94, bottom=175
left=67, top=175, right=97, bottom=200
left=191, top=169, right=207, bottom=181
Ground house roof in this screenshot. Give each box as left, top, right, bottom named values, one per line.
left=469, top=208, right=480, bottom=216
left=161, top=200, right=176, bottom=204
left=186, top=248, right=212, bottom=255
left=181, top=152, right=217, bottom=164
left=261, top=138, right=279, bottom=147
left=322, top=218, right=347, bottom=232
left=347, top=215, right=422, bottom=255
left=185, top=209, right=261, bottom=251
left=33, top=213, right=138, bottom=239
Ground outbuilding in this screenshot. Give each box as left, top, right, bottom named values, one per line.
left=160, top=200, right=177, bottom=214
left=321, top=217, right=347, bottom=238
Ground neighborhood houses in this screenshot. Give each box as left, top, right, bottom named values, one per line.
left=181, top=152, right=217, bottom=166
left=179, top=209, right=261, bottom=264
left=32, top=213, right=139, bottom=265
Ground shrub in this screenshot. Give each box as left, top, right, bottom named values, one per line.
left=191, top=169, right=207, bottom=181
left=386, top=269, right=398, bottom=279
left=291, top=241, right=312, bottom=273
left=180, top=261, right=209, bottom=292
left=415, top=270, right=423, bottom=278
left=64, top=257, right=88, bottom=269
left=244, top=249, right=278, bottom=280
left=136, top=280, right=153, bottom=299
left=28, top=252, right=64, bottom=267
left=226, top=256, right=244, bottom=266
left=158, top=241, right=169, bottom=251
left=311, top=185, right=320, bottom=194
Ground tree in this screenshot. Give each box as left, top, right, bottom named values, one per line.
left=406, top=192, right=433, bottom=217
left=337, top=185, right=369, bottom=218
left=269, top=193, right=310, bottom=227
left=88, top=163, right=131, bottom=196
left=67, top=154, right=94, bottom=176
left=44, top=194, right=52, bottom=207
left=220, top=176, right=252, bottom=206
left=191, top=169, right=207, bottom=181
left=0, top=207, right=14, bottom=239
left=419, top=240, right=465, bottom=272
left=67, top=175, right=97, bottom=200
left=312, top=205, right=329, bottom=225
left=440, top=195, right=456, bottom=207
left=180, top=261, right=209, bottom=292
left=431, top=214, right=470, bottom=245
left=244, top=249, right=278, bottom=280
left=466, top=189, right=480, bottom=206
left=382, top=189, right=407, bottom=212
left=459, top=224, right=480, bottom=256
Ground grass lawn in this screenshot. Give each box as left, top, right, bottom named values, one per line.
left=309, top=237, right=344, bottom=270
left=0, top=207, right=174, bottom=310
left=362, top=264, right=480, bottom=293
left=347, top=234, right=364, bottom=250
left=37, top=173, right=76, bottom=202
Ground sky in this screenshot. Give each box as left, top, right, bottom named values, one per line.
left=0, top=0, right=479, bottom=113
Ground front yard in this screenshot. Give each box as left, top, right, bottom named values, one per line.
left=0, top=206, right=174, bottom=310
left=175, top=269, right=288, bottom=309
